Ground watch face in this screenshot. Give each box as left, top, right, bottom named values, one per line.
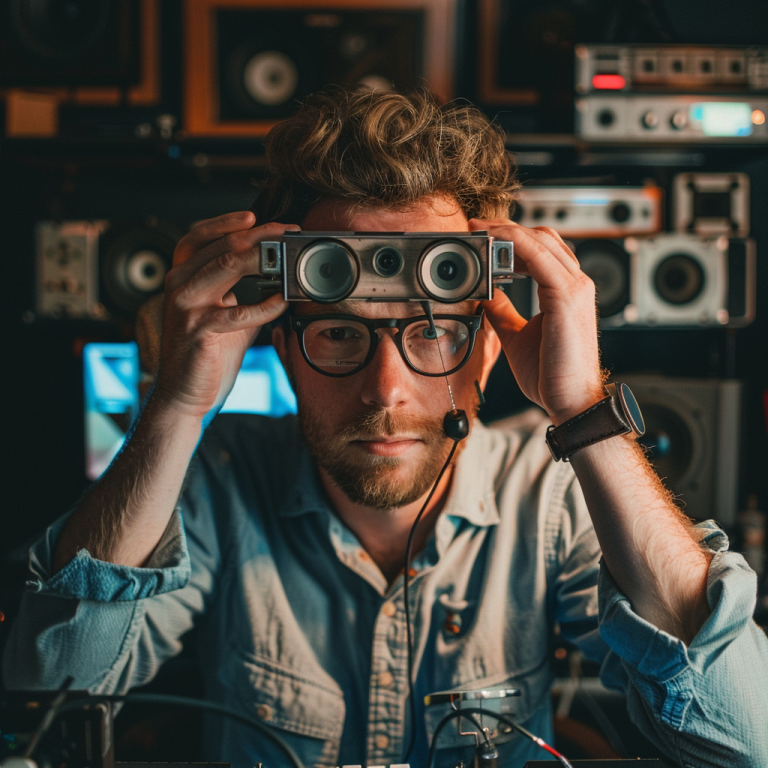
left=618, top=383, right=645, bottom=436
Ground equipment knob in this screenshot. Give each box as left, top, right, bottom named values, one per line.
left=609, top=202, right=631, bottom=223
left=670, top=110, right=688, bottom=130
left=641, top=111, right=659, bottom=129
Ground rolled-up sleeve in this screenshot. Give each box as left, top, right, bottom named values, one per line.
left=598, top=522, right=768, bottom=767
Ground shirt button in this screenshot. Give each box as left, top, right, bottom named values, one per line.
left=256, top=704, right=273, bottom=721
left=374, top=733, right=389, bottom=749
left=378, top=670, right=394, bottom=687
left=381, top=601, right=396, bottom=617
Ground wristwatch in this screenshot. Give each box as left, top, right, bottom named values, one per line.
left=545, top=382, right=645, bottom=462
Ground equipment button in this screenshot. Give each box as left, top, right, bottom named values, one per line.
left=378, top=671, right=394, bottom=687
left=641, top=111, right=659, bottom=129
left=382, top=601, right=396, bottom=617
left=374, top=734, right=389, bottom=749
left=256, top=704, right=273, bottom=721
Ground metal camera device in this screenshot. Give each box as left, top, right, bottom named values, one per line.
left=248, top=230, right=518, bottom=303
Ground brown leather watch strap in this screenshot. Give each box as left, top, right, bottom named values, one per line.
left=545, top=389, right=632, bottom=461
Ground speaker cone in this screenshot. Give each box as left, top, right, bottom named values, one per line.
left=575, top=239, right=630, bottom=318
left=654, top=253, right=705, bottom=305
left=297, top=241, right=358, bottom=303
left=418, top=241, right=481, bottom=302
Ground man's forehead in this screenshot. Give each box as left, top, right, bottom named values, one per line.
left=292, top=300, right=480, bottom=318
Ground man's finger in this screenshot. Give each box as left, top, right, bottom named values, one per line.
left=174, top=211, right=256, bottom=267
left=481, top=287, right=528, bottom=348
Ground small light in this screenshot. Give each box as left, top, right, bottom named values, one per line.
left=752, top=109, right=765, bottom=125
left=592, top=74, right=626, bottom=90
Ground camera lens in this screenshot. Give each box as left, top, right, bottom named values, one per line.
left=418, top=241, right=480, bottom=302
left=373, top=247, right=403, bottom=277
left=297, top=241, right=358, bottom=302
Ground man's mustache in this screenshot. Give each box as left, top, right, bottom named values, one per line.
left=334, top=409, right=445, bottom=443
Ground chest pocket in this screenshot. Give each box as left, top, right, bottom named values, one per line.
left=225, top=649, right=346, bottom=764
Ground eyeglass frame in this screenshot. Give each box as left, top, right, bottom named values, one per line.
left=288, top=307, right=485, bottom=378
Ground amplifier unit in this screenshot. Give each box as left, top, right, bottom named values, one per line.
left=523, top=234, right=755, bottom=330
left=673, top=172, right=750, bottom=238
left=514, top=186, right=662, bottom=238
left=575, top=44, right=768, bottom=95
left=35, top=219, right=180, bottom=321
left=183, top=0, right=455, bottom=138
left=575, top=94, right=768, bottom=142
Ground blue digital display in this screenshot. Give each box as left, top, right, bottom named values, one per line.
left=84, top=343, right=297, bottom=479
left=690, top=102, right=753, bottom=137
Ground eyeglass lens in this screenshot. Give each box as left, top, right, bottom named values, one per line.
left=302, top=318, right=471, bottom=375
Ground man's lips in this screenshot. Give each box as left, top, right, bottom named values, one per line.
left=351, top=436, right=423, bottom=457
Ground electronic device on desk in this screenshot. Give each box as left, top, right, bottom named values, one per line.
left=515, top=186, right=662, bottom=239
left=574, top=44, right=768, bottom=143
left=35, top=219, right=180, bottom=322
left=0, top=692, right=114, bottom=768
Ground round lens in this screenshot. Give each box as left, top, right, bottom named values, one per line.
left=418, top=241, right=480, bottom=302
left=297, top=241, right=358, bottom=303
left=373, top=247, right=403, bottom=278
left=402, top=319, right=470, bottom=374
left=654, top=254, right=705, bottom=305
left=302, top=318, right=369, bottom=373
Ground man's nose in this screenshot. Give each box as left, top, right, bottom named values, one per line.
left=359, top=330, right=411, bottom=409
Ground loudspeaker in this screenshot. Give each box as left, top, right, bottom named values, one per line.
left=0, top=0, right=141, bottom=87
left=35, top=218, right=180, bottom=321
left=674, top=173, right=750, bottom=238
left=621, top=375, right=743, bottom=526
left=183, top=0, right=456, bottom=138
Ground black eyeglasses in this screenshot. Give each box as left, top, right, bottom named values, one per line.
left=289, top=308, right=484, bottom=378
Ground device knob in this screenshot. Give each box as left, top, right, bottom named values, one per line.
left=597, top=108, right=615, bottom=127
left=609, top=202, right=631, bottom=223
left=670, top=110, right=688, bottom=130
left=641, top=111, right=659, bottom=129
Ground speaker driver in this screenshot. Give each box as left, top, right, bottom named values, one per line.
left=297, top=241, right=358, bottom=303
left=11, top=0, right=110, bottom=59
left=654, top=253, right=705, bottom=305
left=575, top=239, right=630, bottom=319
left=418, top=241, right=481, bottom=302
left=242, top=50, right=300, bottom=107
left=100, top=221, right=178, bottom=318
left=637, top=403, right=695, bottom=487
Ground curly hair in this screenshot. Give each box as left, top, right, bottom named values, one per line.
left=254, top=88, right=519, bottom=224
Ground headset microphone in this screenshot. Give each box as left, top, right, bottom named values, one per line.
left=444, top=408, right=469, bottom=441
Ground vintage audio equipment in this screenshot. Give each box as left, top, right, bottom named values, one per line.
left=575, top=94, right=768, bottom=142
left=575, top=44, right=768, bottom=94
left=515, top=186, right=662, bottom=238
left=673, top=172, right=750, bottom=238
left=0, top=0, right=140, bottom=87
left=183, top=0, right=455, bottom=138
left=237, top=231, right=516, bottom=303
left=625, top=234, right=755, bottom=328
left=35, top=219, right=179, bottom=321
left=620, top=375, right=743, bottom=527
left=524, top=234, right=755, bottom=329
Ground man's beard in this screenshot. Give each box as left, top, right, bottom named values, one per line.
left=298, top=407, right=457, bottom=510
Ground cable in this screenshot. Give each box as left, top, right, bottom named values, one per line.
left=401, top=439, right=460, bottom=761
left=426, top=707, right=574, bottom=768
left=425, top=709, right=490, bottom=768
left=22, top=676, right=74, bottom=760
left=50, top=692, right=306, bottom=768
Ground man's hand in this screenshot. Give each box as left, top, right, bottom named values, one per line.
left=472, top=218, right=605, bottom=425
left=153, top=211, right=295, bottom=420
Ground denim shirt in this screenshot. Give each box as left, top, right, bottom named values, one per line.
left=4, top=411, right=768, bottom=768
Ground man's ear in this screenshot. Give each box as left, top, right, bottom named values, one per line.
left=272, top=325, right=288, bottom=369
left=478, top=323, right=502, bottom=390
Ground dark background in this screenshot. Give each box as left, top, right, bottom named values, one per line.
left=1, top=0, right=767, bottom=763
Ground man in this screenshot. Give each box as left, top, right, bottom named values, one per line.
left=4, top=89, right=767, bottom=768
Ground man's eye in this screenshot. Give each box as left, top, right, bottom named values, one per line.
left=421, top=325, right=447, bottom=340
left=322, top=326, right=359, bottom=341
